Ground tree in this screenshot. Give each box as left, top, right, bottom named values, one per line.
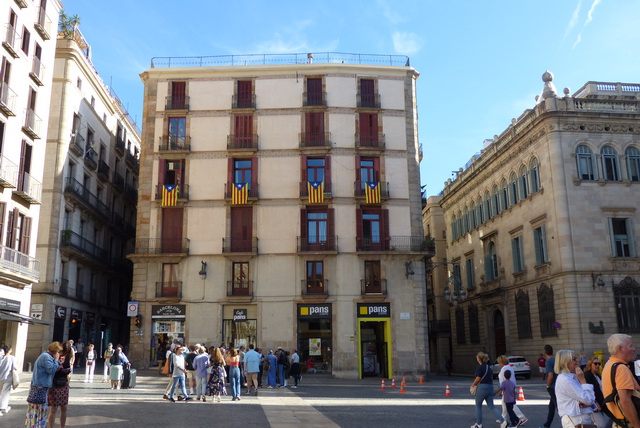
left=58, top=10, right=81, bottom=40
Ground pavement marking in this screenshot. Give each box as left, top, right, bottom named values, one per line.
left=65, top=416, right=128, bottom=426
left=304, top=398, right=550, bottom=406
left=258, top=389, right=340, bottom=427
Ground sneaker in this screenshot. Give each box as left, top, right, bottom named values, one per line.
left=3, top=407, right=10, bottom=414
left=184, top=397, right=193, bottom=401
left=169, top=398, right=176, bottom=403
left=202, top=397, right=206, bottom=402
left=518, top=418, right=528, bottom=426
left=471, top=425, right=482, bottom=428
left=162, top=394, right=169, bottom=400
left=231, top=397, right=237, bottom=401
left=291, top=385, right=297, bottom=388
left=177, top=396, right=184, bottom=401
left=497, top=420, right=502, bottom=424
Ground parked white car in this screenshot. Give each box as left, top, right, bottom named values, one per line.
left=492, top=356, right=531, bottom=379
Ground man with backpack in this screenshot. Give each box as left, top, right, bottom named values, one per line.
left=603, top=334, right=640, bottom=428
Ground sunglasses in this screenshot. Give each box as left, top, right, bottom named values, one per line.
left=593, top=362, right=600, bottom=365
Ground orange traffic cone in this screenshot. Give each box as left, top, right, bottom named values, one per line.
left=380, top=379, right=386, bottom=390
left=445, top=384, right=451, bottom=397
left=391, top=378, right=396, bottom=388
left=419, top=375, right=424, bottom=384
left=399, top=378, right=407, bottom=393
left=518, top=386, right=525, bottom=401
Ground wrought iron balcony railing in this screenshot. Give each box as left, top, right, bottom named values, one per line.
left=226, top=280, right=253, bottom=297
left=29, top=56, right=45, bottom=86
left=299, top=181, right=332, bottom=198
left=355, top=133, right=385, bottom=149
left=125, top=151, right=139, bottom=171
left=356, top=236, right=426, bottom=252
left=297, top=236, right=337, bottom=252
left=135, top=238, right=190, bottom=255
left=299, top=132, right=331, bottom=148
left=224, top=183, right=259, bottom=199
left=0, top=82, right=17, bottom=116
left=156, top=281, right=182, bottom=298
left=159, top=135, right=191, bottom=151
left=227, top=134, right=258, bottom=150
left=2, top=23, right=20, bottom=58
left=76, top=283, right=84, bottom=300
left=64, top=177, right=109, bottom=220
left=124, top=184, right=138, bottom=203
left=155, top=184, right=189, bottom=201
left=360, top=279, right=387, bottom=296
left=222, top=237, right=258, bottom=253
left=0, top=155, right=18, bottom=188
left=14, top=171, right=42, bottom=204
left=34, top=7, right=52, bottom=40
left=232, top=94, right=256, bottom=109
left=60, top=230, right=108, bottom=262
left=303, top=91, right=326, bottom=107
left=165, top=95, right=189, bottom=110
left=0, top=244, right=40, bottom=281
left=301, top=279, right=329, bottom=296
left=69, top=133, right=84, bottom=156
left=59, top=278, right=69, bottom=296
left=23, top=108, right=42, bottom=139
left=115, top=135, right=125, bottom=154
left=84, top=147, right=98, bottom=169
left=97, top=160, right=110, bottom=181
left=113, top=172, right=124, bottom=192
left=354, top=180, right=389, bottom=198
left=357, top=92, right=381, bottom=108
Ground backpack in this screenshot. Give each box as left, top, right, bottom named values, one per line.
left=185, top=352, right=196, bottom=371
left=168, top=353, right=175, bottom=374
left=601, top=362, right=640, bottom=428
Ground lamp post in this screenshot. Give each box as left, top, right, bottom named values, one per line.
left=443, top=274, right=466, bottom=306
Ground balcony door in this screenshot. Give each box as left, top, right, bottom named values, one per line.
left=364, top=261, right=382, bottom=293
left=231, top=207, right=252, bottom=252
left=306, top=261, right=324, bottom=294
left=168, top=117, right=186, bottom=147
left=161, top=208, right=183, bottom=253
left=232, top=262, right=250, bottom=295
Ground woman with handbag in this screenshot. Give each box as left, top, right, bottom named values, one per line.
left=469, top=352, right=504, bottom=428
left=25, top=341, right=62, bottom=428
left=554, top=350, right=598, bottom=428
left=0, top=344, right=18, bottom=415
left=84, top=344, right=96, bottom=383
left=47, top=341, right=73, bottom=428
left=583, top=358, right=610, bottom=428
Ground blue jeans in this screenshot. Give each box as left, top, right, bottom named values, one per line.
left=169, top=375, right=188, bottom=399
left=230, top=366, right=241, bottom=398
left=278, top=364, right=285, bottom=386
left=475, top=383, right=503, bottom=425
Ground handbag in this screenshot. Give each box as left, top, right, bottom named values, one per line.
left=161, top=357, right=170, bottom=375
left=26, top=385, right=48, bottom=404
left=87, top=361, right=93, bottom=366
left=471, top=365, right=490, bottom=396
left=12, top=369, right=20, bottom=389
left=567, top=415, right=597, bottom=428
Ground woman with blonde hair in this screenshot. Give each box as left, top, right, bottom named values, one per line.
left=554, top=350, right=598, bottom=428
left=206, top=347, right=226, bottom=402
left=469, top=352, right=504, bottom=428
left=25, top=342, right=63, bottom=427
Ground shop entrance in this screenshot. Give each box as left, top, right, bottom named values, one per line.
left=359, top=320, right=389, bottom=377
left=297, top=304, right=332, bottom=374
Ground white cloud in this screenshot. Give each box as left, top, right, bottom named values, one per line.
left=572, top=33, right=583, bottom=49
left=251, top=19, right=339, bottom=54
left=376, top=0, right=406, bottom=25
left=573, top=0, right=602, bottom=48
left=563, top=0, right=582, bottom=38
left=392, top=32, right=422, bottom=55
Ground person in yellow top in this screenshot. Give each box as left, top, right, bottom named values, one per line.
left=602, top=334, right=640, bottom=428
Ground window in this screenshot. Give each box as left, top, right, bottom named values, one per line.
left=306, top=261, right=325, bottom=294
left=358, top=113, right=379, bottom=146
left=463, top=207, right=469, bottom=234
left=519, top=166, right=529, bottom=199
left=491, top=186, right=499, bottom=216
left=499, top=180, right=508, bottom=211
left=465, top=257, right=475, bottom=290
left=86, top=128, right=94, bottom=150
left=511, top=235, right=525, bottom=273
left=537, top=283, right=557, bottom=337
left=231, top=262, right=250, bottom=295
left=357, top=156, right=380, bottom=195
left=476, top=197, right=484, bottom=224
left=613, top=277, right=640, bottom=334
left=452, top=264, right=462, bottom=293
left=169, top=81, right=187, bottom=109
left=470, top=202, right=477, bottom=229
left=300, top=207, right=335, bottom=250
left=0, top=120, right=4, bottom=153
left=302, top=155, right=331, bottom=197
left=626, top=147, right=640, bottom=182
left=509, top=172, right=518, bottom=205
left=167, top=117, right=186, bottom=148
left=233, top=114, right=253, bottom=147
left=483, top=192, right=491, bottom=220
left=17, top=140, right=32, bottom=194
left=533, top=225, right=549, bottom=265
left=602, top=146, right=621, bottom=181
left=159, top=159, right=185, bottom=186
left=304, top=112, right=325, bottom=146
left=356, top=207, right=389, bottom=251
left=160, top=263, right=180, bottom=297
left=229, top=206, right=252, bottom=252
left=484, top=242, right=498, bottom=281
left=359, top=79, right=377, bottom=107
left=610, top=218, right=635, bottom=258
left=21, top=27, right=30, bottom=55
left=576, top=145, right=597, bottom=180
left=236, top=80, right=253, bottom=108
left=305, top=78, right=323, bottom=106
left=529, top=158, right=541, bottom=192
left=77, top=77, right=82, bottom=89
left=515, top=290, right=533, bottom=339
left=364, top=260, right=382, bottom=294
left=451, top=214, right=458, bottom=241
left=90, top=96, right=95, bottom=108
left=227, top=157, right=257, bottom=197
left=455, top=306, right=465, bottom=344
left=6, top=208, right=31, bottom=254
left=468, top=303, right=480, bottom=343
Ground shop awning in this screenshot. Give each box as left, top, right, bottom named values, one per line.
left=0, top=310, right=49, bottom=325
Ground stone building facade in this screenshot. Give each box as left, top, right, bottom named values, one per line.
left=131, top=53, right=429, bottom=379
left=428, top=74, right=640, bottom=374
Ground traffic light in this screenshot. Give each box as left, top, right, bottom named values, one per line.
left=135, top=314, right=142, bottom=329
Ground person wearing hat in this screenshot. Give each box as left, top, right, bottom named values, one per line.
left=103, top=343, right=114, bottom=383
left=266, top=350, right=277, bottom=388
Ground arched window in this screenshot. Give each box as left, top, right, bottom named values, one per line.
left=601, top=146, right=621, bottom=181
left=499, top=179, right=508, bottom=211
left=626, top=147, right=640, bottom=182
left=468, top=303, right=480, bottom=343
left=485, top=242, right=498, bottom=281
left=470, top=201, right=477, bottom=229
left=476, top=197, right=484, bottom=224
left=451, top=214, right=458, bottom=241
left=457, top=210, right=463, bottom=238
left=515, top=290, right=532, bottom=339
left=463, top=206, right=469, bottom=235
left=509, top=172, right=518, bottom=205
left=519, top=165, right=529, bottom=199
left=613, top=276, right=640, bottom=333
left=492, top=186, right=499, bottom=216
left=484, top=191, right=491, bottom=220
left=537, top=283, right=557, bottom=337
left=576, top=145, right=597, bottom=180
left=529, top=158, right=541, bottom=193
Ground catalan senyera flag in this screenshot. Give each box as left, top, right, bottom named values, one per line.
left=307, top=181, right=324, bottom=204
left=232, top=182, right=248, bottom=205
left=365, top=181, right=381, bottom=204
left=161, top=184, right=179, bottom=207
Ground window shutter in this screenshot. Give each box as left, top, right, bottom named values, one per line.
left=250, top=156, right=258, bottom=190
left=300, top=208, right=308, bottom=240
left=511, top=239, right=519, bottom=272
left=179, top=159, right=186, bottom=186
left=484, top=256, right=492, bottom=281
left=356, top=208, right=363, bottom=246
left=301, top=155, right=307, bottom=182
left=158, top=159, right=166, bottom=187
left=533, top=229, right=542, bottom=265
left=373, top=157, right=381, bottom=181
left=8, top=208, right=19, bottom=249
left=324, top=155, right=331, bottom=190
left=327, top=208, right=335, bottom=243
left=227, top=157, right=234, bottom=185
left=21, top=216, right=31, bottom=254
left=0, top=202, right=5, bottom=244
left=608, top=218, right=616, bottom=257
left=381, top=209, right=390, bottom=249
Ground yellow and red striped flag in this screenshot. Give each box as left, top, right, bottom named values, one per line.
left=365, top=182, right=380, bottom=204
left=161, top=184, right=179, bottom=207
left=232, top=182, right=248, bottom=205
left=307, top=181, right=324, bottom=204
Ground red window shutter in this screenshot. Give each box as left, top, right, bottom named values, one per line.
left=250, top=157, right=258, bottom=190
left=227, top=157, right=234, bottom=184
left=301, top=155, right=307, bottom=182
left=300, top=208, right=308, bottom=239
left=161, top=208, right=184, bottom=253
left=21, top=216, right=31, bottom=254
left=5, top=209, right=13, bottom=247
left=327, top=208, right=335, bottom=241
left=324, top=155, right=331, bottom=189
left=307, top=78, right=322, bottom=96
left=237, top=80, right=252, bottom=100
left=0, top=202, right=5, bottom=243
left=381, top=209, right=390, bottom=241
left=178, top=159, right=185, bottom=185
left=361, top=79, right=374, bottom=97
left=359, top=113, right=376, bottom=137
left=172, top=82, right=186, bottom=100
left=356, top=208, right=363, bottom=242
left=9, top=208, right=19, bottom=249
left=158, top=159, right=166, bottom=187
left=234, top=115, right=252, bottom=137
left=373, top=157, right=381, bottom=181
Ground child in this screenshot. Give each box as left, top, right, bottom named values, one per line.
left=496, top=369, right=521, bottom=428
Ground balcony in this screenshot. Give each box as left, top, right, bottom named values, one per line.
left=0, top=155, right=18, bottom=188
left=22, top=108, right=42, bottom=139
left=97, top=160, right=110, bottom=181
left=297, top=236, right=338, bottom=252
left=84, top=146, right=98, bottom=170
left=125, top=151, right=139, bottom=171
left=224, top=182, right=259, bottom=200
left=222, top=237, right=258, bottom=254
left=14, top=0, right=28, bottom=8
left=303, top=91, right=326, bottom=107
left=226, top=280, right=253, bottom=297
left=356, top=236, right=426, bottom=252
left=227, top=134, right=258, bottom=150
left=0, top=82, right=17, bottom=116
left=299, top=132, right=331, bottom=148
left=59, top=278, right=69, bottom=297
left=355, top=133, right=385, bottom=149
left=64, top=177, right=109, bottom=221
left=113, top=172, right=124, bottom=192
left=0, top=244, right=40, bottom=282
left=69, top=133, right=84, bottom=156
left=124, top=183, right=138, bottom=204
left=29, top=57, right=45, bottom=86
left=361, top=279, right=387, bottom=296
left=354, top=180, right=389, bottom=199
left=135, top=238, right=190, bottom=255
left=60, top=230, right=108, bottom=264
left=301, top=279, right=329, bottom=296
left=76, top=283, right=84, bottom=300
left=115, top=135, right=125, bottom=155
left=155, top=184, right=189, bottom=201
left=165, top=95, right=189, bottom=111
left=2, top=24, right=20, bottom=58
left=14, top=172, right=42, bottom=204
left=299, top=181, right=332, bottom=199
left=159, top=135, right=190, bottom=152
left=155, top=281, right=182, bottom=299
left=34, top=7, right=52, bottom=40
left=357, top=92, right=381, bottom=109
left=232, top=94, right=256, bottom=109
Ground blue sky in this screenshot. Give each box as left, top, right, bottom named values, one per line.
left=60, top=0, right=640, bottom=196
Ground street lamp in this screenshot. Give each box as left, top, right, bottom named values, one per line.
left=443, top=274, right=466, bottom=306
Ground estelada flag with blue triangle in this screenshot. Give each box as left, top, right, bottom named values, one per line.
left=161, top=184, right=179, bottom=207
left=307, top=181, right=324, bottom=204
left=232, top=182, right=248, bottom=205
left=365, top=181, right=381, bottom=204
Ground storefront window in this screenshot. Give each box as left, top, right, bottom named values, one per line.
left=223, top=319, right=256, bottom=348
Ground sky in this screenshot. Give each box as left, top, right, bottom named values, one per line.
left=59, top=0, right=640, bottom=197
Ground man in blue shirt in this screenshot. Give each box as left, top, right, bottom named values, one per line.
left=539, top=344, right=557, bottom=428
left=244, top=344, right=261, bottom=395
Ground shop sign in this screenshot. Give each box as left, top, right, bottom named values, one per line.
left=357, top=303, right=391, bottom=318
left=55, top=306, right=67, bottom=319
left=233, top=309, right=247, bottom=322
left=152, top=304, right=186, bottom=319
left=71, top=309, right=82, bottom=322
left=298, top=304, right=331, bottom=319
left=0, top=298, right=21, bottom=313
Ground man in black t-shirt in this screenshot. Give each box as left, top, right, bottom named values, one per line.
left=541, top=344, right=557, bottom=428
